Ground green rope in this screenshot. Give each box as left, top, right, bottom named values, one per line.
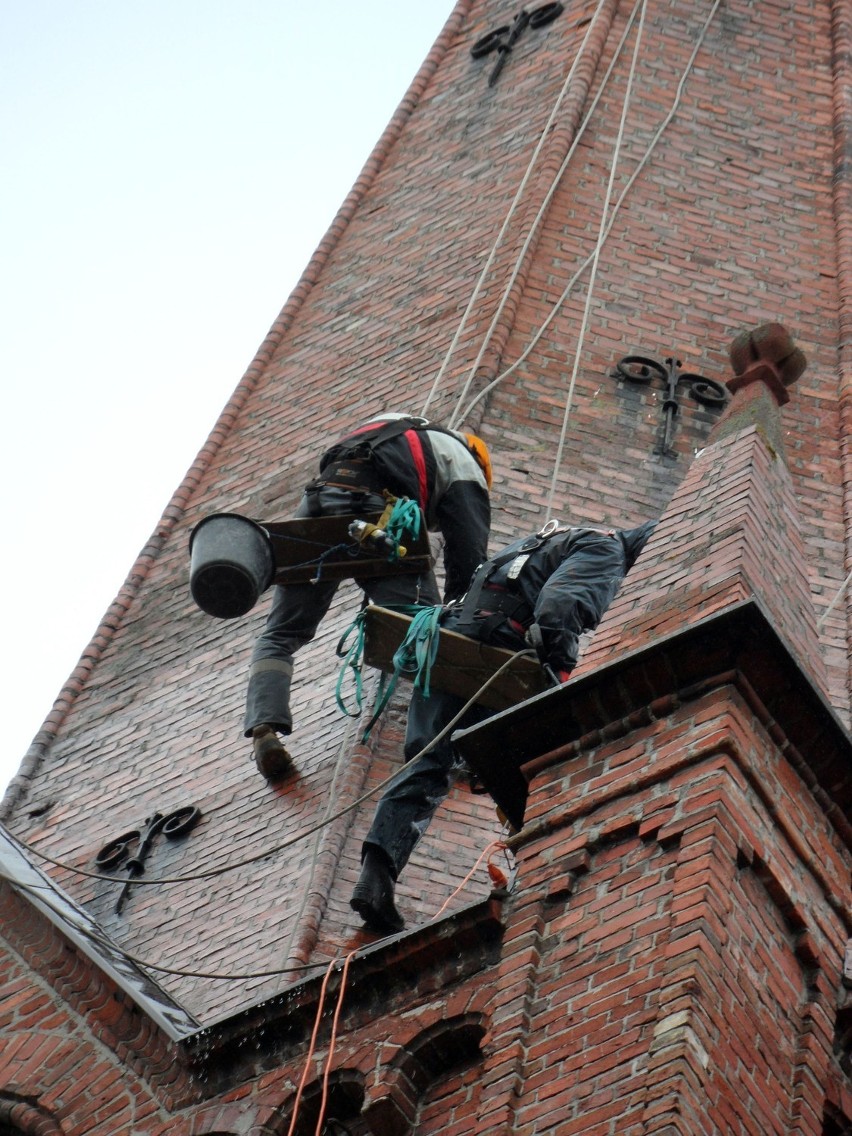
left=384, top=497, right=421, bottom=559
left=362, top=604, right=443, bottom=739
left=391, top=604, right=442, bottom=697
left=334, top=603, right=443, bottom=739
left=334, top=611, right=369, bottom=719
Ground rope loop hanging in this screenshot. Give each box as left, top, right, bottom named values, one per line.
left=334, top=603, right=443, bottom=738
left=334, top=610, right=369, bottom=719
left=358, top=604, right=444, bottom=740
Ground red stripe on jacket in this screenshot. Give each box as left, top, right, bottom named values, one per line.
left=403, top=429, right=428, bottom=508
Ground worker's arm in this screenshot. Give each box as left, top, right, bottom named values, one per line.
left=527, top=530, right=628, bottom=672
left=430, top=433, right=491, bottom=602
left=434, top=481, right=490, bottom=601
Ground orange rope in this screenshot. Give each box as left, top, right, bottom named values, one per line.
left=432, top=840, right=507, bottom=920
left=289, top=837, right=512, bottom=1133
left=315, top=949, right=357, bottom=1135
left=286, top=957, right=337, bottom=1136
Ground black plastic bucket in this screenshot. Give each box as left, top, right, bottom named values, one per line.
left=189, top=513, right=275, bottom=619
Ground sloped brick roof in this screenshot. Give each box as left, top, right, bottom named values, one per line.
left=585, top=327, right=826, bottom=690
left=3, top=0, right=851, bottom=1037
left=0, top=826, right=198, bottom=1038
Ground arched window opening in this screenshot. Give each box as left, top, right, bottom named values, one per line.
left=364, top=1015, right=485, bottom=1136
left=281, top=1071, right=364, bottom=1136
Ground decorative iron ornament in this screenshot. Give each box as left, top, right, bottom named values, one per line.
left=612, top=353, right=728, bottom=456
left=470, top=3, right=565, bottom=86
left=95, top=806, right=201, bottom=913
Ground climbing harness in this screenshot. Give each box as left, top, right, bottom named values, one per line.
left=452, top=518, right=566, bottom=633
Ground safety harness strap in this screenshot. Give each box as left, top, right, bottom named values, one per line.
left=322, top=416, right=428, bottom=467
left=455, top=524, right=564, bottom=627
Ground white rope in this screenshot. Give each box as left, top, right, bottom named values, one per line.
left=454, top=0, right=724, bottom=430
left=419, top=0, right=612, bottom=420
left=545, top=0, right=648, bottom=519
left=446, top=0, right=642, bottom=431
left=816, top=566, right=852, bottom=630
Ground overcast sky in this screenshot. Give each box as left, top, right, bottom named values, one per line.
left=0, top=1, right=453, bottom=795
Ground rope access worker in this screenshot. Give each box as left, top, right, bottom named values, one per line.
left=245, top=413, right=493, bottom=779
left=350, top=516, right=657, bottom=933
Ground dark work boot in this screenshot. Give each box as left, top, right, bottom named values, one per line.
left=251, top=725, right=294, bottom=781
left=350, top=848, right=404, bottom=933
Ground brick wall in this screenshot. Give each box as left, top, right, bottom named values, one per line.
left=2, top=0, right=852, bottom=1132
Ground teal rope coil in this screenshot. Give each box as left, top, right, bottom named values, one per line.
left=384, top=497, right=422, bottom=559
left=334, top=603, right=443, bottom=739
left=390, top=604, right=442, bottom=698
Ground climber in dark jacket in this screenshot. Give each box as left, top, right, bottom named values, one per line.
left=245, top=414, right=492, bottom=779
left=350, top=516, right=657, bottom=933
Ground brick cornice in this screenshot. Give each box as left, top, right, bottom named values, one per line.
left=177, top=896, right=503, bottom=1100
left=455, top=596, right=852, bottom=848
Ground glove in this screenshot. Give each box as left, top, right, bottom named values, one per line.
left=542, top=664, right=573, bottom=687
left=528, top=624, right=574, bottom=686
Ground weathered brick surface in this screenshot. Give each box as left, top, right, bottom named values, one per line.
left=2, top=0, right=852, bottom=1132
left=496, top=692, right=850, bottom=1135
left=585, top=411, right=828, bottom=693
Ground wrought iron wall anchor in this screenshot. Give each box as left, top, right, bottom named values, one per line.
left=470, top=3, right=564, bottom=86
left=612, top=353, right=728, bottom=456
left=95, top=806, right=201, bottom=913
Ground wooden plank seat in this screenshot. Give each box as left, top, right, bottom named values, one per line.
left=362, top=605, right=547, bottom=712
left=264, top=514, right=433, bottom=585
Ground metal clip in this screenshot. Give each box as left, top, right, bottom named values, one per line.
left=537, top=519, right=560, bottom=539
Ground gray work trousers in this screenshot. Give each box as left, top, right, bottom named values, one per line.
left=361, top=610, right=524, bottom=878
left=244, top=487, right=440, bottom=736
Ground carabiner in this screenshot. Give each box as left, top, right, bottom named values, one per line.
left=537, top=518, right=561, bottom=539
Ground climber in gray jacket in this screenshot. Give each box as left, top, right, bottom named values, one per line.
left=245, top=413, right=492, bottom=779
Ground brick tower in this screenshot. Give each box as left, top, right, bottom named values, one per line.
left=2, top=2, right=851, bottom=1134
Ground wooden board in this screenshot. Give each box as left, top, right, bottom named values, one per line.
left=363, top=606, right=547, bottom=712
left=263, top=514, right=433, bottom=585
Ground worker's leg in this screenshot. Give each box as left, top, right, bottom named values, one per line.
left=352, top=685, right=489, bottom=931
left=243, top=576, right=339, bottom=736
left=244, top=485, right=388, bottom=737
left=362, top=685, right=489, bottom=877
